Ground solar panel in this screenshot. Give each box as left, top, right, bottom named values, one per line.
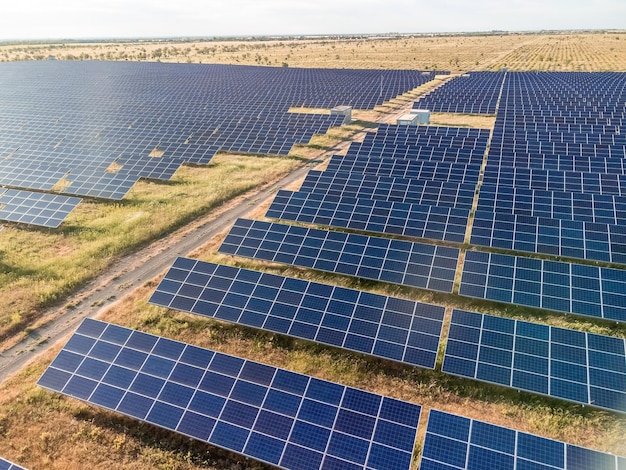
left=38, top=318, right=423, bottom=470
left=476, top=184, right=626, bottom=226
left=421, top=409, right=624, bottom=470
left=442, top=309, right=626, bottom=414
left=0, top=188, right=81, bottom=228
left=0, top=458, right=26, bottom=470
left=150, top=258, right=446, bottom=369
left=266, top=190, right=470, bottom=243
left=323, top=157, right=482, bottom=183
left=471, top=210, right=626, bottom=265
left=299, top=170, right=477, bottom=210
left=459, top=250, right=626, bottom=323
left=218, top=218, right=460, bottom=293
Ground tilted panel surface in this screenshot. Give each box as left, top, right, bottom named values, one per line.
left=218, top=218, right=459, bottom=293
left=459, top=251, right=626, bottom=322
left=266, top=190, right=469, bottom=243
left=443, top=309, right=626, bottom=413
left=421, top=409, right=624, bottom=470
left=38, top=318, right=423, bottom=470
left=150, top=258, right=445, bottom=369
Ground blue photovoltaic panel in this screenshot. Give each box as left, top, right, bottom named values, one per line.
left=299, top=170, right=477, bottom=210
left=323, top=157, right=482, bottom=183
left=374, top=124, right=490, bottom=139
left=482, top=166, right=626, bottom=195
left=344, top=143, right=485, bottom=164
left=421, top=409, right=624, bottom=470
left=150, top=258, right=446, bottom=369
left=218, top=218, right=460, bottom=293
left=471, top=210, right=626, bottom=265
left=266, top=190, right=469, bottom=243
left=38, top=319, right=422, bottom=470
left=443, top=310, right=626, bottom=414
left=459, top=251, right=626, bottom=323
left=0, top=458, right=26, bottom=470
left=0, top=188, right=81, bottom=228
left=476, top=184, right=626, bottom=226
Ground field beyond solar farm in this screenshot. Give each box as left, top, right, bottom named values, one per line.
left=1, top=31, right=626, bottom=470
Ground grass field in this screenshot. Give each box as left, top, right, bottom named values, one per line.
left=2, top=32, right=625, bottom=71
left=1, top=31, right=626, bottom=469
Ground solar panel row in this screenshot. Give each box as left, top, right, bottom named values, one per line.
left=471, top=210, right=626, bottom=264
left=266, top=190, right=469, bottom=243
left=421, top=409, right=625, bottom=470
left=218, top=218, right=460, bottom=293
left=459, top=250, right=626, bottom=322
left=38, top=318, right=423, bottom=470
left=0, top=188, right=81, bottom=228
left=299, top=170, right=477, bottom=209
left=149, top=257, right=445, bottom=369
left=0, top=457, right=26, bottom=470
left=443, top=309, right=626, bottom=413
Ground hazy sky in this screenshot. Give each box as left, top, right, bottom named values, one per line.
left=2, top=0, right=625, bottom=40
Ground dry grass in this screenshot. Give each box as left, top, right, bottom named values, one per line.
left=2, top=32, right=625, bottom=71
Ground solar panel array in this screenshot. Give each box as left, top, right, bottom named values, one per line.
left=299, top=171, right=477, bottom=209
left=266, top=190, right=469, bottom=243
left=460, top=250, right=626, bottom=322
left=421, top=409, right=625, bottom=470
left=38, top=319, right=423, bottom=470
left=0, top=62, right=440, bottom=227
left=443, top=309, right=626, bottom=413
left=149, top=257, right=446, bottom=369
left=471, top=210, right=626, bottom=264
left=0, top=188, right=81, bottom=228
left=412, top=71, right=506, bottom=114
left=0, top=458, right=26, bottom=470
left=218, top=218, right=460, bottom=292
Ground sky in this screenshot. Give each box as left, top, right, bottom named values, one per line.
left=1, top=0, right=625, bottom=41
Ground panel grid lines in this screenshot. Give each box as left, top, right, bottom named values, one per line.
left=420, top=409, right=623, bottom=470
left=218, top=218, right=460, bottom=293
left=266, top=190, right=470, bottom=243
left=150, top=258, right=446, bottom=369
left=442, top=310, right=626, bottom=414
left=459, top=250, right=626, bottom=322
left=38, top=319, right=422, bottom=470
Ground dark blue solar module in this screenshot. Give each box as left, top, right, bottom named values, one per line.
left=374, top=124, right=490, bottom=138
left=266, top=190, right=469, bottom=243
left=149, top=258, right=446, bottom=369
left=1, top=62, right=439, bottom=202
left=0, top=457, right=26, bottom=470
left=413, top=72, right=506, bottom=114
left=38, top=318, right=423, bottom=470
left=443, top=310, right=626, bottom=413
left=482, top=166, right=626, bottom=196
left=459, top=250, right=626, bottom=323
left=471, top=210, right=626, bottom=264
left=299, top=170, right=477, bottom=210
left=421, top=409, right=624, bottom=470
left=0, top=188, right=81, bottom=228
left=218, top=218, right=460, bottom=292
left=324, top=157, right=482, bottom=183
left=476, top=184, right=626, bottom=226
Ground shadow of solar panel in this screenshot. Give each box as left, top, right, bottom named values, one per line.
left=38, top=319, right=422, bottom=470
left=471, top=210, right=626, bottom=265
left=218, top=218, right=459, bottom=293
left=442, top=310, right=626, bottom=414
left=149, top=257, right=446, bottom=369
left=420, top=409, right=623, bottom=470
left=266, top=190, right=469, bottom=243
left=0, top=188, right=81, bottom=228
left=299, top=170, right=476, bottom=210
left=0, top=457, right=26, bottom=470
left=460, top=251, right=626, bottom=323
